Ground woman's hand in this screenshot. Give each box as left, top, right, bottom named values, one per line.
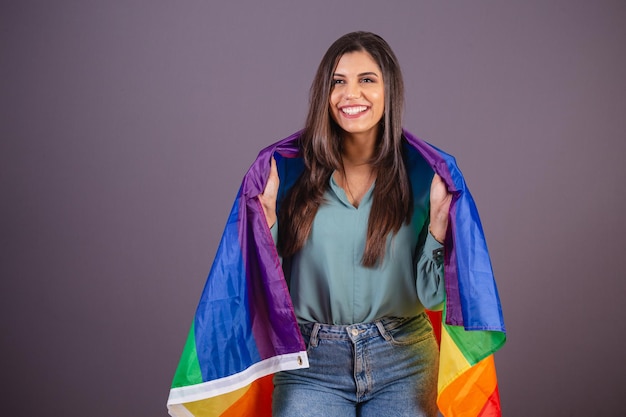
left=258, top=156, right=279, bottom=228
left=429, top=173, right=452, bottom=244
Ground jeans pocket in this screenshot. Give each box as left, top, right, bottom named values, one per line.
left=384, top=315, right=434, bottom=346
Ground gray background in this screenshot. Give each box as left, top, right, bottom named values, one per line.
left=2, top=1, right=625, bottom=416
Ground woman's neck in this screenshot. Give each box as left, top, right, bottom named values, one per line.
left=340, top=132, right=376, bottom=167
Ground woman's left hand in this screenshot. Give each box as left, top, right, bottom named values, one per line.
left=429, top=174, right=452, bottom=243
left=258, top=156, right=279, bottom=228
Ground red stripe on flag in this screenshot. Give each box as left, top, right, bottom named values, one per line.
left=426, top=310, right=442, bottom=347
left=477, top=384, right=502, bottom=417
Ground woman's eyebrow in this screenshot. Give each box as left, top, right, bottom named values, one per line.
left=332, top=71, right=380, bottom=77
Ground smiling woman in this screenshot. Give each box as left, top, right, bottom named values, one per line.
left=167, top=31, right=505, bottom=417
left=270, top=31, right=449, bottom=417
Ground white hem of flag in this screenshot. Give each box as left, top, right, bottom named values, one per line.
left=167, top=351, right=309, bottom=408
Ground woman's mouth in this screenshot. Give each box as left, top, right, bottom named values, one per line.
left=341, top=105, right=369, bottom=116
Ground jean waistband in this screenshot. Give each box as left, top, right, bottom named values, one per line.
left=298, top=314, right=426, bottom=344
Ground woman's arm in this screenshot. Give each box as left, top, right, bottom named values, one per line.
left=415, top=173, right=452, bottom=310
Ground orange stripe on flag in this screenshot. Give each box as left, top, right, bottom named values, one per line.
left=437, top=355, right=499, bottom=417
left=220, top=375, right=273, bottom=417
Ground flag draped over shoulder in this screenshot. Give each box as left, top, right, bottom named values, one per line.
left=401, top=130, right=507, bottom=416
left=167, top=130, right=506, bottom=417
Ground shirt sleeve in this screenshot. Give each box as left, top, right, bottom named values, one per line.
left=416, top=231, right=445, bottom=310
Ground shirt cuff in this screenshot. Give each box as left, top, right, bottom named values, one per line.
left=424, top=232, right=445, bottom=266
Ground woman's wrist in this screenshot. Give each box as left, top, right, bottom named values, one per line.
left=428, top=223, right=446, bottom=244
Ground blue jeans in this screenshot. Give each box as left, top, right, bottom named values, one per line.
left=272, top=314, right=439, bottom=417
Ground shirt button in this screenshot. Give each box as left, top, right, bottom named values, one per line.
left=351, top=329, right=359, bottom=336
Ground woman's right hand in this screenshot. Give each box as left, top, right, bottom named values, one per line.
left=258, top=156, right=279, bottom=228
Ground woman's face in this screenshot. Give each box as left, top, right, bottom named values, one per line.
left=329, top=51, right=385, bottom=141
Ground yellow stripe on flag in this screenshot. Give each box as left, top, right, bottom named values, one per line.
left=438, top=324, right=472, bottom=390
left=182, top=383, right=251, bottom=416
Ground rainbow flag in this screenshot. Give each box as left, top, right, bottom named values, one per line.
left=167, top=130, right=506, bottom=416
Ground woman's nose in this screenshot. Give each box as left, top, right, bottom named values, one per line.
left=345, top=82, right=361, bottom=99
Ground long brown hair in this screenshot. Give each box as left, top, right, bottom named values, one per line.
left=278, top=31, right=411, bottom=267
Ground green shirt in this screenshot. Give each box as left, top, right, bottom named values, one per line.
left=272, top=172, right=445, bottom=325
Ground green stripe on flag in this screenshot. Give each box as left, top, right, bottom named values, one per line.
left=172, top=322, right=203, bottom=387
left=444, top=323, right=506, bottom=365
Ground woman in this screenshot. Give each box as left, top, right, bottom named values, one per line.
left=259, top=31, right=452, bottom=417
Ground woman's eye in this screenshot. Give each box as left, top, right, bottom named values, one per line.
left=361, top=78, right=373, bottom=83
left=332, top=79, right=344, bottom=84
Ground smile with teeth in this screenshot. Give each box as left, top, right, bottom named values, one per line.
left=341, top=105, right=369, bottom=115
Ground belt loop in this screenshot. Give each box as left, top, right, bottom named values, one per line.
left=309, top=323, right=321, bottom=347
left=375, top=320, right=392, bottom=341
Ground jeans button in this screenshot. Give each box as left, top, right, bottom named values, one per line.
left=351, top=328, right=359, bottom=336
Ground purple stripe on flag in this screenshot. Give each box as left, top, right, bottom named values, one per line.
left=240, top=132, right=307, bottom=359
